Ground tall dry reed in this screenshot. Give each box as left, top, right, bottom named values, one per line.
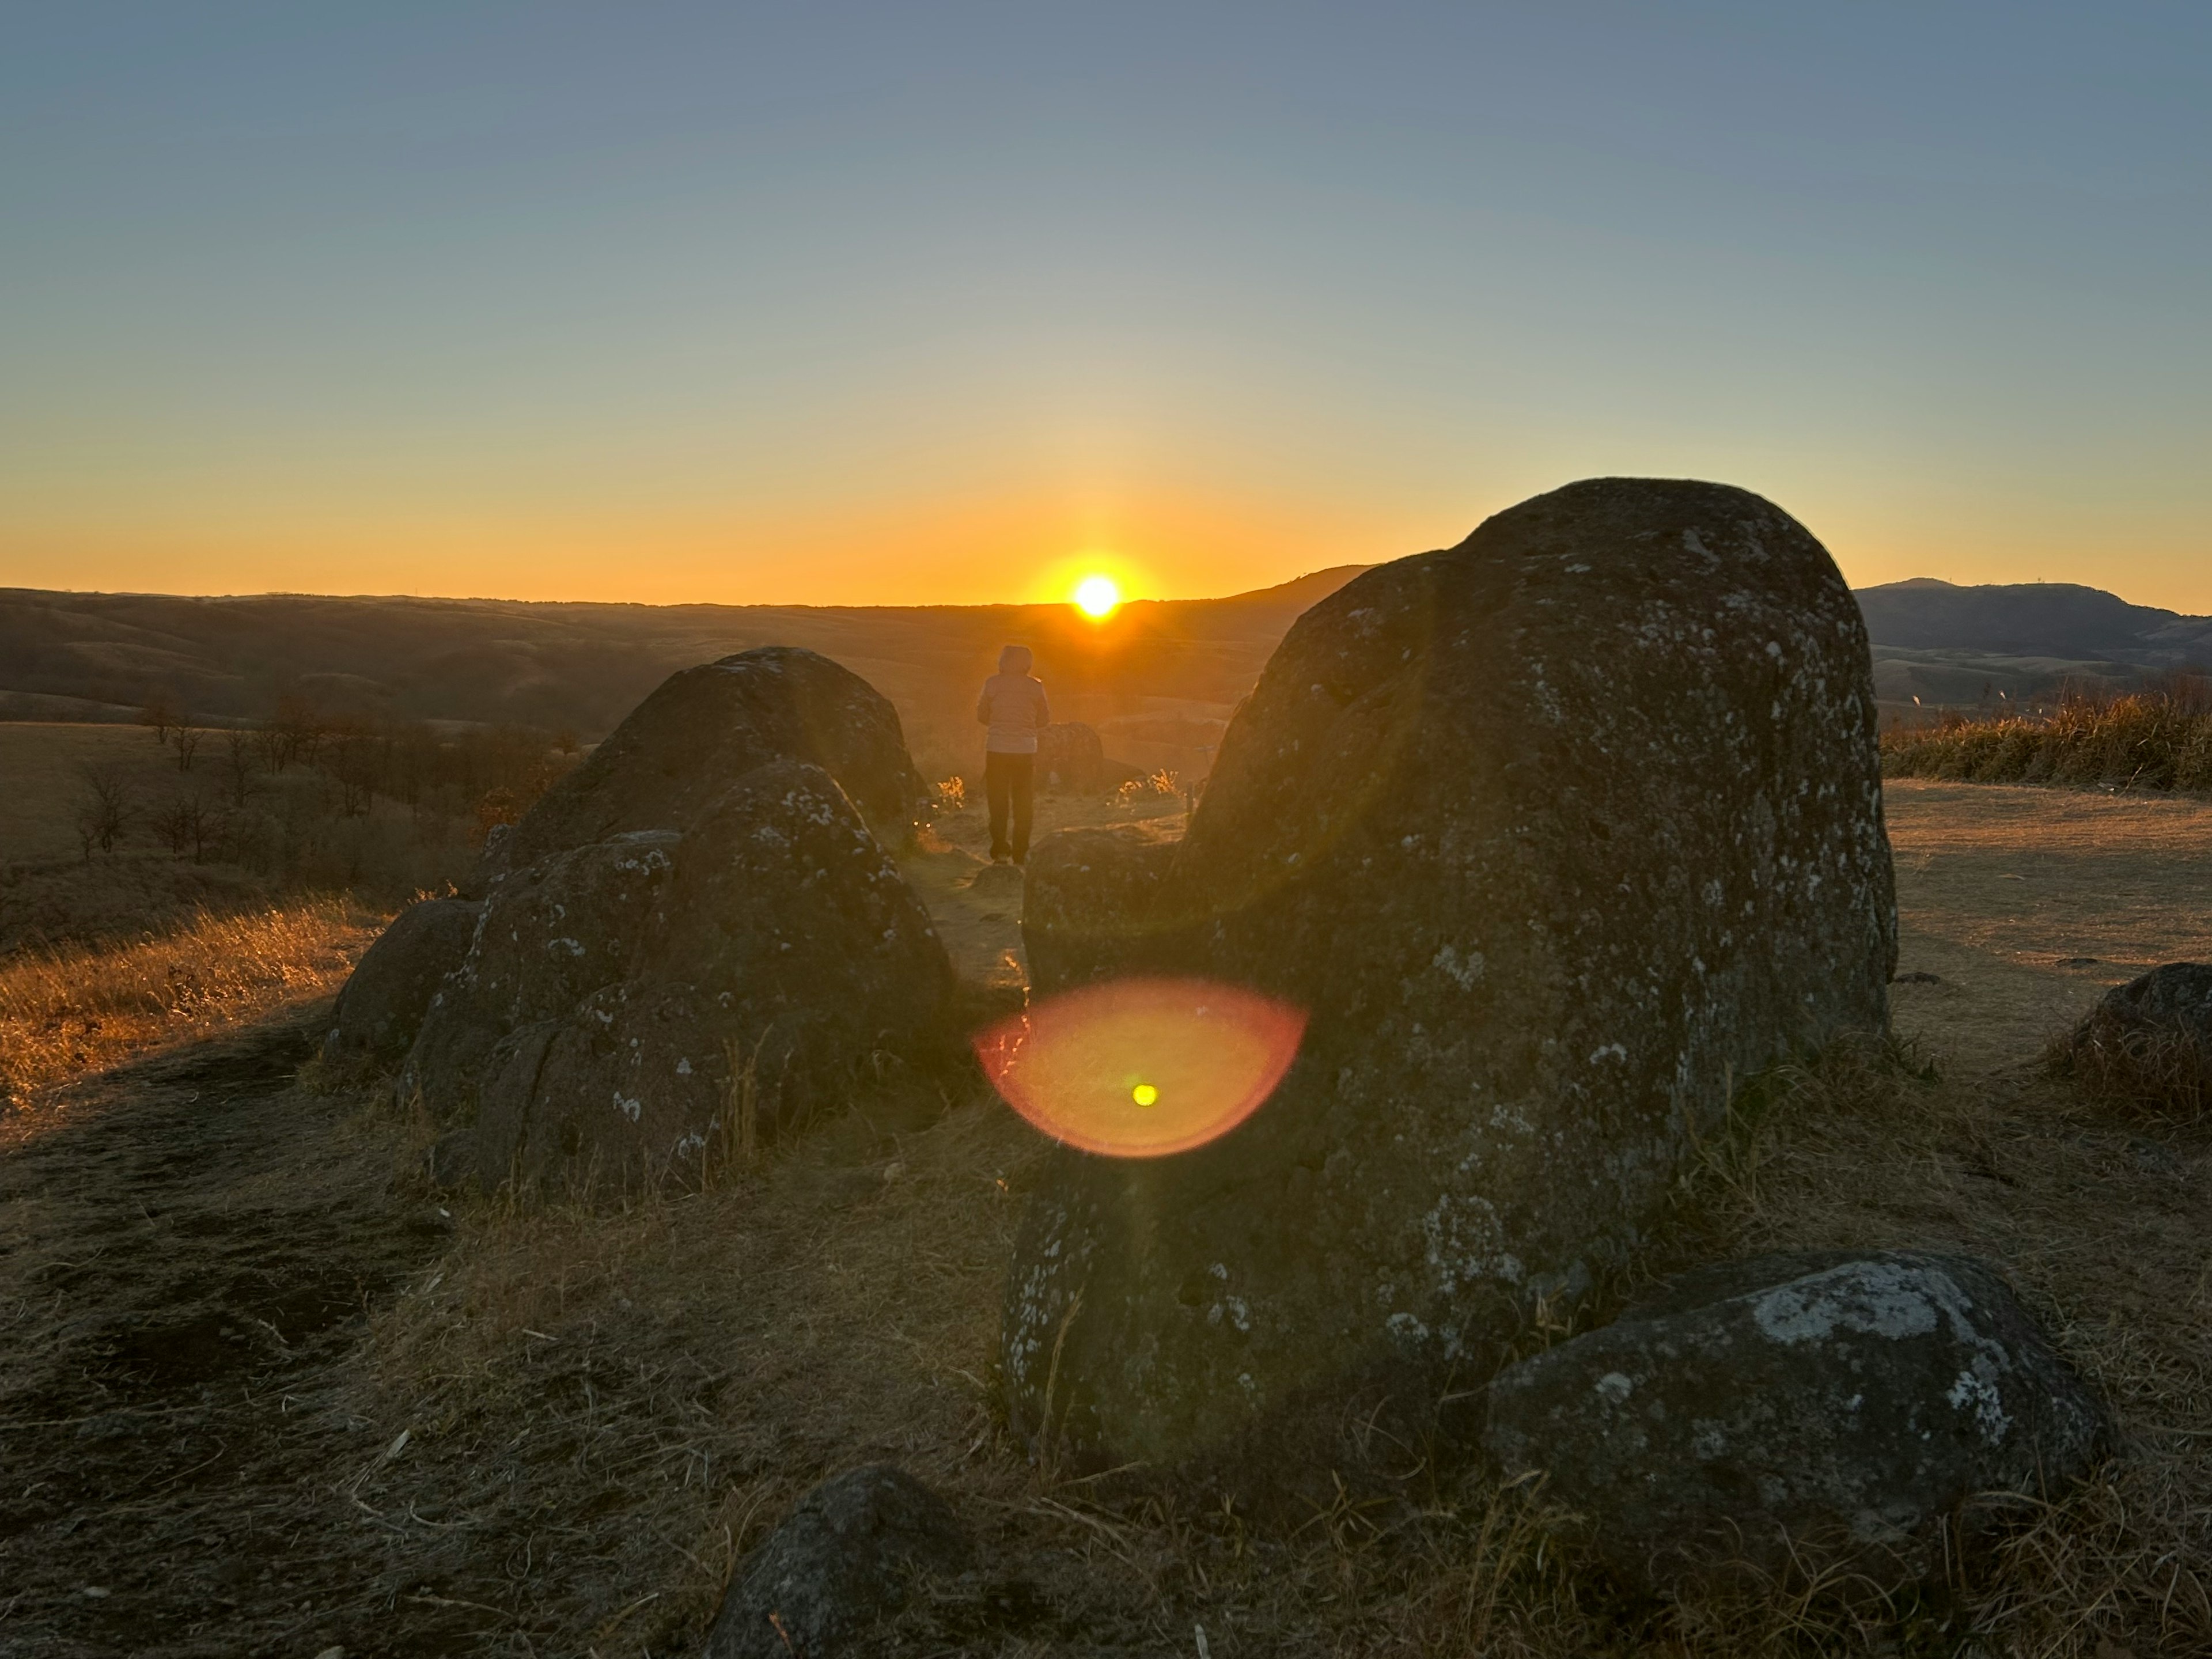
left=1884, top=684, right=2212, bottom=791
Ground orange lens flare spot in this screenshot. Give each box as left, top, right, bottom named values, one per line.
left=975, top=977, right=1306, bottom=1157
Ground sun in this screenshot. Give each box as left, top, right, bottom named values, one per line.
left=1073, top=574, right=1121, bottom=619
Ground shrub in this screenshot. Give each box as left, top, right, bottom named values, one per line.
left=1884, top=685, right=2212, bottom=792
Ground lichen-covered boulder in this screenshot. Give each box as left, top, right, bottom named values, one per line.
left=1001, top=478, right=1897, bottom=1484
left=411, top=761, right=957, bottom=1188
left=1021, top=824, right=1180, bottom=995
left=1037, top=721, right=1108, bottom=791
left=472, top=646, right=927, bottom=890
left=323, top=897, right=480, bottom=1067
left=398, top=832, right=679, bottom=1124
left=702, top=1465, right=970, bottom=1659
left=1482, top=1251, right=2110, bottom=1592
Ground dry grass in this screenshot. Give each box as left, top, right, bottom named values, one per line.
left=0, top=899, right=376, bottom=1112
left=1884, top=687, right=2212, bottom=793
left=7, top=775, right=2204, bottom=1654
left=335, top=1094, right=1047, bottom=1653
left=2049, top=1024, right=2212, bottom=1125
left=1662, top=1039, right=2212, bottom=1657
left=312, top=1031, right=2210, bottom=1658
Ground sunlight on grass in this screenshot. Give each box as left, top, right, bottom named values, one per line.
left=0, top=900, right=377, bottom=1112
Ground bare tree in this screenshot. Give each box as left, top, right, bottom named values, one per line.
left=154, top=791, right=219, bottom=862
left=73, top=762, right=135, bottom=859
left=323, top=726, right=381, bottom=817
left=139, top=692, right=179, bottom=746
left=153, top=796, right=193, bottom=857
left=173, top=724, right=204, bottom=772
left=220, top=730, right=260, bottom=808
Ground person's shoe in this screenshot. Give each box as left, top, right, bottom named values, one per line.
left=990, top=850, right=1010, bottom=865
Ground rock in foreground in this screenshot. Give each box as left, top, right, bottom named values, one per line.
left=321, top=897, right=481, bottom=1068
left=395, top=648, right=957, bottom=1190
left=1483, top=1251, right=2110, bottom=1592
left=1020, top=824, right=1180, bottom=995
left=1004, top=478, right=1897, bottom=1485
left=702, top=1465, right=969, bottom=1659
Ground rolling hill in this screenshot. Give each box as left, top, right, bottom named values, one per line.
left=3, top=569, right=2205, bottom=760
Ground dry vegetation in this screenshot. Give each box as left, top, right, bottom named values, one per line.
left=1884, top=682, right=2212, bottom=793
left=288, top=1030, right=2204, bottom=1658
left=0, top=899, right=375, bottom=1114
left=0, top=716, right=573, bottom=955
left=3, top=778, right=2208, bottom=1657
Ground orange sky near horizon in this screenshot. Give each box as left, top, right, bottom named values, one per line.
left=5, top=10, right=2206, bottom=618
left=5, top=469, right=2207, bottom=615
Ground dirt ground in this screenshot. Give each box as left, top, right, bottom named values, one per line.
left=1, top=778, right=2207, bottom=1657
left=1883, top=779, right=2212, bottom=1068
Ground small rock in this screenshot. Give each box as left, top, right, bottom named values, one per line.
left=1036, top=721, right=1109, bottom=792
left=2056, top=957, right=2101, bottom=969
left=1482, top=1250, right=2109, bottom=1593
left=702, top=1465, right=969, bottom=1659
left=1892, top=971, right=1943, bottom=984
left=2063, top=961, right=2212, bottom=1113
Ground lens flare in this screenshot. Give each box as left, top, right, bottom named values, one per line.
left=975, top=977, right=1306, bottom=1157
left=1073, top=574, right=1120, bottom=618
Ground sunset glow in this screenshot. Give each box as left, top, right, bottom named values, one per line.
left=1073, top=574, right=1122, bottom=618
left=1, top=10, right=2206, bottom=611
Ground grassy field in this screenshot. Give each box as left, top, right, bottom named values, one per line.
left=0, top=899, right=376, bottom=1118
left=0, top=721, right=188, bottom=864
left=1, top=777, right=2207, bottom=1656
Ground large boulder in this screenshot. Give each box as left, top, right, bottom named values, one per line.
left=702, top=1465, right=970, bottom=1659
left=321, top=897, right=481, bottom=1068
left=408, top=762, right=958, bottom=1188
left=2062, top=961, right=2212, bottom=1115
left=1482, top=1251, right=2111, bottom=1592
left=472, top=646, right=927, bottom=890
left=1002, top=478, right=1897, bottom=1484
left=1036, top=721, right=1108, bottom=792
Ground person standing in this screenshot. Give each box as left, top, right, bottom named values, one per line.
left=976, top=643, right=1049, bottom=863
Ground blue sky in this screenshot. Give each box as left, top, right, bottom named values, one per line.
left=2, top=3, right=2206, bottom=607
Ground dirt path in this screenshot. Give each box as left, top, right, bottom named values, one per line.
left=0, top=1010, right=454, bottom=1658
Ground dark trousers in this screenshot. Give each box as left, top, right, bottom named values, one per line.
left=984, top=751, right=1035, bottom=860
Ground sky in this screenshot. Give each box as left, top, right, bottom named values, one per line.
left=1, top=3, right=2206, bottom=611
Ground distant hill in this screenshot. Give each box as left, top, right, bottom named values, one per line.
left=6, top=566, right=2202, bottom=747
left=0, top=567, right=1373, bottom=775
left=1855, top=578, right=2212, bottom=712
left=1857, top=578, right=2212, bottom=662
